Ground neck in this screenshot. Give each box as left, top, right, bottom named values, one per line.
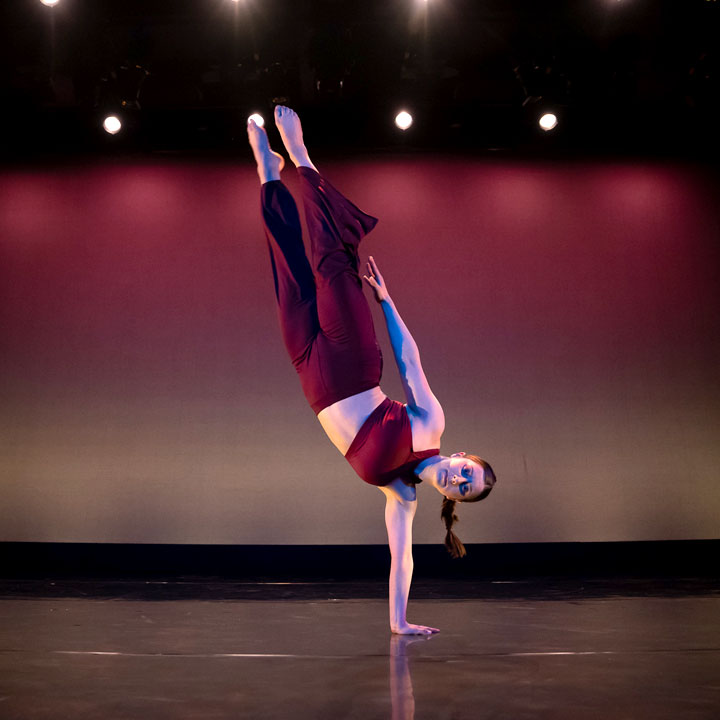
left=414, top=455, right=443, bottom=485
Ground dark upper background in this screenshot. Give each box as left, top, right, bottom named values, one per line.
left=1, top=0, right=718, bottom=162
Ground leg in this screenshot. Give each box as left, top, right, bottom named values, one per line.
left=260, top=179, right=380, bottom=414
left=297, top=166, right=379, bottom=342
left=274, top=105, right=318, bottom=173
left=297, top=167, right=384, bottom=412
left=297, top=166, right=379, bottom=278
left=247, top=117, right=285, bottom=185
left=274, top=104, right=378, bottom=275
left=260, top=180, right=319, bottom=369
left=269, top=105, right=383, bottom=413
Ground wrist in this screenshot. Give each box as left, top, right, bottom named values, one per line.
left=390, top=618, right=407, bottom=632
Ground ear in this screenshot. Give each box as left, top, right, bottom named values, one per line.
left=451, top=452, right=466, bottom=458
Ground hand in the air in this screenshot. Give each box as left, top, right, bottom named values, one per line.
left=363, top=256, right=390, bottom=303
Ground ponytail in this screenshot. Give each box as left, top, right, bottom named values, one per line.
left=441, top=497, right=467, bottom=559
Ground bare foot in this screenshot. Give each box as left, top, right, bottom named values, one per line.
left=247, top=118, right=285, bottom=184
left=274, top=105, right=318, bottom=172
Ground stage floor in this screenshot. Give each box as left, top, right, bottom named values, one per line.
left=1, top=578, right=719, bottom=719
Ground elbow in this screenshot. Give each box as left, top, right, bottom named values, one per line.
left=404, top=347, right=421, bottom=367
left=399, top=351, right=420, bottom=376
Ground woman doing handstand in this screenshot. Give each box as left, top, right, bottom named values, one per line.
left=247, top=106, right=496, bottom=635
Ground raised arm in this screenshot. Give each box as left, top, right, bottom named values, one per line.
left=363, top=257, right=445, bottom=425
left=379, top=480, right=440, bottom=635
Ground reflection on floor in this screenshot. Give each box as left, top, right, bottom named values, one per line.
left=0, top=578, right=718, bottom=719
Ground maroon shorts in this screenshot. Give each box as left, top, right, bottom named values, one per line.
left=260, top=167, right=383, bottom=414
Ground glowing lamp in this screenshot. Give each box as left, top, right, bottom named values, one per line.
left=539, top=113, right=558, bottom=131
left=103, top=116, right=122, bottom=135
left=395, top=111, right=413, bottom=131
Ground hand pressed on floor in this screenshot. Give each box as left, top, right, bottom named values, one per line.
left=392, top=622, right=440, bottom=635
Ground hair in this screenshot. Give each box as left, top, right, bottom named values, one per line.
left=441, top=454, right=496, bottom=559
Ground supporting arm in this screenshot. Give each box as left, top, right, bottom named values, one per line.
left=385, top=495, right=416, bottom=632
left=380, top=481, right=440, bottom=635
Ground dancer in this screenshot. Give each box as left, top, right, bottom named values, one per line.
left=247, top=106, right=496, bottom=634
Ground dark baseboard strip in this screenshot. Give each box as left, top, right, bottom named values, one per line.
left=1, top=540, right=718, bottom=580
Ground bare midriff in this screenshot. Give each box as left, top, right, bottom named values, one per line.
left=317, top=386, right=388, bottom=456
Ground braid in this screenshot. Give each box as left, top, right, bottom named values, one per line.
left=441, top=497, right=467, bottom=559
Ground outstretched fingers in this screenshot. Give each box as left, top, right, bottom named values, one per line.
left=368, top=255, right=382, bottom=279
left=363, top=256, right=390, bottom=303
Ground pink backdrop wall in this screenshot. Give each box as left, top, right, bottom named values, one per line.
left=1, top=157, right=718, bottom=544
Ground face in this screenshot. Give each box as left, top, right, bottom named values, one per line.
left=432, top=452, right=486, bottom=501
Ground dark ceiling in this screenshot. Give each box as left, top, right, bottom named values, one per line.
left=1, top=0, right=718, bottom=161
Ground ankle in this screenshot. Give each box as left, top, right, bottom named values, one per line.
left=258, top=167, right=281, bottom=184
left=293, top=155, right=318, bottom=173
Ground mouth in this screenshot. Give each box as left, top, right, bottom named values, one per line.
left=439, top=469, right=448, bottom=488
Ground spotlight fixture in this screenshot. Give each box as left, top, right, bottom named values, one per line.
left=103, top=116, right=122, bottom=135
left=248, top=113, right=265, bottom=128
left=539, top=113, right=558, bottom=131
left=395, top=111, right=413, bottom=131
left=40, top=0, right=61, bottom=6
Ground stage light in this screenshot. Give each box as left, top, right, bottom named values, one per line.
left=248, top=113, right=265, bottom=128
left=103, top=116, right=122, bottom=135
left=395, top=111, right=413, bottom=131
left=40, top=0, right=61, bottom=6
left=539, top=113, right=558, bottom=131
